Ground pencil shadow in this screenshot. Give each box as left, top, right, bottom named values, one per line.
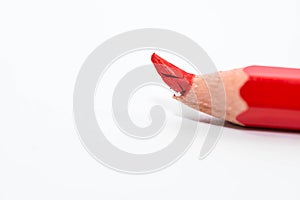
left=196, top=116, right=300, bottom=135
left=223, top=121, right=300, bottom=134
left=175, top=103, right=300, bottom=135
left=153, top=97, right=300, bottom=135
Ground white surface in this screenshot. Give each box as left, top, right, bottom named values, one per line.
left=1, top=0, right=300, bottom=199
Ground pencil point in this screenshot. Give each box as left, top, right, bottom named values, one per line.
left=151, top=53, right=195, bottom=96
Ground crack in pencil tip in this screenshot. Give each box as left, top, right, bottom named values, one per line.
left=178, top=83, right=186, bottom=95
left=161, top=73, right=181, bottom=79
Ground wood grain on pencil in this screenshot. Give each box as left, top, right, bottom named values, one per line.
left=151, top=53, right=300, bottom=131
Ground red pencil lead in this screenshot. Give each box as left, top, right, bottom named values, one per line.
left=151, top=53, right=195, bottom=96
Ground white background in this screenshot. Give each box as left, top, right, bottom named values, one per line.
left=1, top=0, right=300, bottom=199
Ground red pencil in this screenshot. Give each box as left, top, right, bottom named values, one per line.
left=151, top=53, right=300, bottom=131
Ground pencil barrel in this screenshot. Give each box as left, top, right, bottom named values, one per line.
left=237, top=66, right=300, bottom=130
